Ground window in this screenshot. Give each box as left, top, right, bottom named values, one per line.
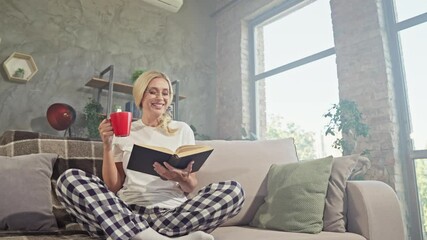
left=394, top=0, right=427, bottom=22
left=256, top=0, right=334, bottom=74
left=249, top=0, right=339, bottom=159
left=398, top=24, right=427, bottom=150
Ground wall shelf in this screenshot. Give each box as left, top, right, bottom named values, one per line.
left=86, top=77, right=186, bottom=101
left=3, top=52, right=38, bottom=82
left=86, top=77, right=133, bottom=95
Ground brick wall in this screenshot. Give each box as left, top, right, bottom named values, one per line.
left=333, top=0, right=410, bottom=236
left=331, top=0, right=399, bottom=184
left=331, top=0, right=408, bottom=232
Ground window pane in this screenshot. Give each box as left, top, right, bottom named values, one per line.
left=394, top=0, right=427, bottom=22
left=399, top=23, right=427, bottom=150
left=415, top=158, right=427, bottom=238
left=261, top=55, right=340, bottom=159
left=255, top=0, right=334, bottom=75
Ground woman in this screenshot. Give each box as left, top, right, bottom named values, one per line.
left=56, top=70, right=245, bottom=240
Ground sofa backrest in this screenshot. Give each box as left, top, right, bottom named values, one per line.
left=0, top=130, right=104, bottom=181
left=195, top=138, right=299, bottom=226
left=0, top=131, right=300, bottom=228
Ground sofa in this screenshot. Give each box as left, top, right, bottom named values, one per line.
left=0, top=130, right=405, bottom=240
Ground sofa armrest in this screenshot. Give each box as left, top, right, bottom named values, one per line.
left=346, top=180, right=405, bottom=240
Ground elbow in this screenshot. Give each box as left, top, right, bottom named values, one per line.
left=106, top=183, right=122, bottom=194
left=104, top=179, right=123, bottom=194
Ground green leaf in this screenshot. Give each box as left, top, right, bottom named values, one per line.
left=131, top=69, right=145, bottom=83
left=323, top=99, right=369, bottom=155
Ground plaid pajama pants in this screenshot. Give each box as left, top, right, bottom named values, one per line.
left=55, top=168, right=245, bottom=240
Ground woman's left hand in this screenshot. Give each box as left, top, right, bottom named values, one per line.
left=153, top=161, right=194, bottom=182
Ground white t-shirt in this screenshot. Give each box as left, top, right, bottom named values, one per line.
left=112, top=119, right=195, bottom=209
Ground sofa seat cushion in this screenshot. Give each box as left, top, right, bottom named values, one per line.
left=212, top=226, right=366, bottom=240
left=195, top=139, right=299, bottom=226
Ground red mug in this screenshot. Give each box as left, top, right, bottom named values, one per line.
left=110, top=111, right=132, bottom=137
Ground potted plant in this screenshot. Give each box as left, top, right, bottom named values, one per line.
left=323, top=99, right=369, bottom=156
left=131, top=69, right=145, bottom=84
left=13, top=68, right=25, bottom=78
left=83, top=98, right=104, bottom=139
left=125, top=69, right=145, bottom=118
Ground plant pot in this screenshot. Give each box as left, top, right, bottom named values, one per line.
left=13, top=71, right=24, bottom=78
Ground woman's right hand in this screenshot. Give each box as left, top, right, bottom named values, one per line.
left=98, top=119, right=114, bottom=149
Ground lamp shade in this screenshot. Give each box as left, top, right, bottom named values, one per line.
left=46, top=103, right=76, bottom=131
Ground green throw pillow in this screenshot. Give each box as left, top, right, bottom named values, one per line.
left=250, top=156, right=333, bottom=233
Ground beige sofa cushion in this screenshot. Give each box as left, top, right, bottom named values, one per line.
left=195, top=139, right=298, bottom=226
left=0, top=153, right=58, bottom=231
left=323, top=154, right=360, bottom=232
left=212, top=226, right=366, bottom=240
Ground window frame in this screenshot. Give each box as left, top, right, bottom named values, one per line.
left=248, top=0, right=335, bottom=136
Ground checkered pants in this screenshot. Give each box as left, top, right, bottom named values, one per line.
left=55, top=169, right=245, bottom=240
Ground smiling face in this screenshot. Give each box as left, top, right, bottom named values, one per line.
left=141, top=77, right=171, bottom=120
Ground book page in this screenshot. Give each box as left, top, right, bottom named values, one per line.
left=136, top=144, right=174, bottom=155
left=176, top=145, right=213, bottom=157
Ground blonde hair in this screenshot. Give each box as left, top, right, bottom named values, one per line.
left=133, top=70, right=177, bottom=135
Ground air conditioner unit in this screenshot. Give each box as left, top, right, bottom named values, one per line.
left=142, top=0, right=183, bottom=13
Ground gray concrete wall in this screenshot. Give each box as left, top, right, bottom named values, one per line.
left=0, top=0, right=217, bottom=138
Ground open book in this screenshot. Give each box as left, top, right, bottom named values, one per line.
left=127, top=144, right=214, bottom=177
